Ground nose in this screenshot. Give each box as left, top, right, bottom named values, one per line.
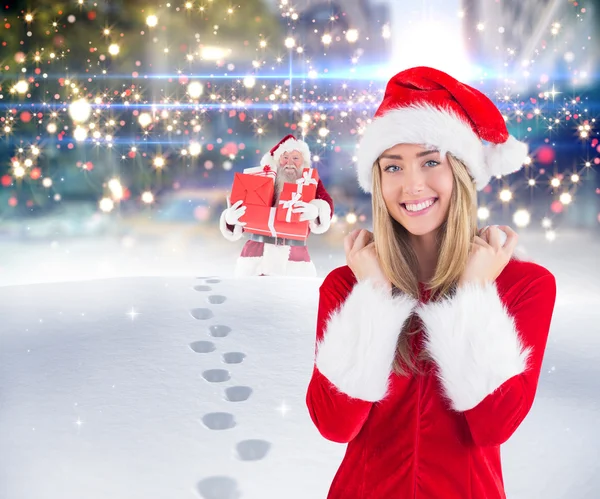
left=402, top=167, right=425, bottom=195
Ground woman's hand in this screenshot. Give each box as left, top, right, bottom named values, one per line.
left=459, top=225, right=518, bottom=287
left=344, top=229, right=392, bottom=293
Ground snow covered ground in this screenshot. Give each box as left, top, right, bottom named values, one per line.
left=1, top=229, right=599, bottom=498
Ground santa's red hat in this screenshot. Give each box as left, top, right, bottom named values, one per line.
left=356, top=66, right=528, bottom=192
left=260, top=134, right=311, bottom=170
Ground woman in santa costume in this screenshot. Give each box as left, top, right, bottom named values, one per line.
left=219, top=134, right=333, bottom=277
left=306, top=66, right=556, bottom=498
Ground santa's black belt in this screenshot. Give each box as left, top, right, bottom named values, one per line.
left=248, top=233, right=307, bottom=247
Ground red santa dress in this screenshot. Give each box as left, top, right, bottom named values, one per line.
left=306, top=259, right=556, bottom=498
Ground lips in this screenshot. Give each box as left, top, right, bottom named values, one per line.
left=400, top=198, right=438, bottom=216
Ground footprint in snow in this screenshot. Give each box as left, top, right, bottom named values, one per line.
left=235, top=440, right=271, bottom=461
left=194, top=285, right=212, bottom=292
left=202, top=412, right=236, bottom=430
left=189, top=341, right=216, bottom=354
left=202, top=369, right=230, bottom=383
left=222, top=352, right=246, bottom=365
left=208, top=295, right=226, bottom=305
left=206, top=278, right=221, bottom=284
left=225, top=386, right=252, bottom=402
left=196, top=476, right=241, bottom=499
left=190, top=308, right=214, bottom=320
left=209, top=325, right=231, bottom=338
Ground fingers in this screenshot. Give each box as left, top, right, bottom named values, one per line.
left=487, top=226, right=504, bottom=249
left=344, top=228, right=362, bottom=257
left=353, top=229, right=373, bottom=253
left=498, top=225, right=518, bottom=254
left=231, top=200, right=243, bottom=210
left=472, top=235, right=488, bottom=248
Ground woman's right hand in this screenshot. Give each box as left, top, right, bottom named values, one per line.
left=344, top=229, right=391, bottom=293
left=459, top=225, right=518, bottom=287
left=224, top=199, right=247, bottom=227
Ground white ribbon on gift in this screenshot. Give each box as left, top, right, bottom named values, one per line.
left=296, top=168, right=318, bottom=191
left=278, top=192, right=302, bottom=223
left=267, top=207, right=278, bottom=238
left=243, top=165, right=277, bottom=179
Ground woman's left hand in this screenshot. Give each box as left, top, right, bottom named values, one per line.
left=459, top=226, right=518, bottom=287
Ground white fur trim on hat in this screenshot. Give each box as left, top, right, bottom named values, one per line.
left=418, top=281, right=530, bottom=412
left=219, top=210, right=244, bottom=242
left=316, top=279, right=417, bottom=401
left=308, top=198, right=332, bottom=235
left=272, top=138, right=311, bottom=169
left=484, top=135, right=529, bottom=179
left=356, top=104, right=527, bottom=192
left=260, top=152, right=277, bottom=170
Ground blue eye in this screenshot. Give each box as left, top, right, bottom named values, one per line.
left=384, top=165, right=401, bottom=172
left=425, top=160, right=440, bottom=167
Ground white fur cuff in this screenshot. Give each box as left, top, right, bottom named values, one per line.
left=418, top=282, right=530, bottom=412
left=219, top=210, right=244, bottom=242
left=316, top=280, right=417, bottom=402
left=308, top=199, right=332, bottom=234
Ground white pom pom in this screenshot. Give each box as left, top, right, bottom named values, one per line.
left=484, top=135, right=528, bottom=178
left=260, top=152, right=276, bottom=169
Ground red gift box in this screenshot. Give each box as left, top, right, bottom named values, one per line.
left=230, top=172, right=274, bottom=220
left=276, top=167, right=319, bottom=223
left=243, top=206, right=310, bottom=241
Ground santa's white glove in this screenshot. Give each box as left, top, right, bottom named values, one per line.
left=293, top=201, right=319, bottom=222
left=224, top=199, right=247, bottom=227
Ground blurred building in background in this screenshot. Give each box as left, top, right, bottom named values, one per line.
left=462, top=0, right=597, bottom=92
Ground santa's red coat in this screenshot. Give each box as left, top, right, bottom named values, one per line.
left=306, top=259, right=556, bottom=498
left=221, top=179, right=334, bottom=277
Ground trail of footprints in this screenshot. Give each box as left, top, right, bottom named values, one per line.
left=190, top=276, right=271, bottom=499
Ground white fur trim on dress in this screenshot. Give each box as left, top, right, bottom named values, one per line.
left=308, top=199, right=332, bottom=235
left=234, top=243, right=293, bottom=277
left=418, top=282, right=530, bottom=412
left=285, top=259, right=317, bottom=277
left=356, top=104, right=527, bottom=192
left=219, top=210, right=244, bottom=242
left=234, top=256, right=262, bottom=277
left=272, top=138, right=311, bottom=169
left=316, top=280, right=417, bottom=402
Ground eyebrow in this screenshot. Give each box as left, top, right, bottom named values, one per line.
left=380, top=149, right=439, bottom=160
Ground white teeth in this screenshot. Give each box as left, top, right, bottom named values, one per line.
left=404, top=199, right=435, bottom=212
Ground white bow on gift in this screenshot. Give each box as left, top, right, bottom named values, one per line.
left=296, top=169, right=318, bottom=187
left=279, top=192, right=302, bottom=223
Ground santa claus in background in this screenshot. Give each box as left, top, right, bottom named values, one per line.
left=219, top=135, right=334, bottom=277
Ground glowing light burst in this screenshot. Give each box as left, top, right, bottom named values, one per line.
left=127, top=307, right=140, bottom=321
left=0, top=1, right=595, bottom=238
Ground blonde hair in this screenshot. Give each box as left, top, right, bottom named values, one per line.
left=371, top=154, right=478, bottom=375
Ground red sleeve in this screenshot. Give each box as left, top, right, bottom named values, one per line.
left=306, top=270, right=374, bottom=443
left=463, top=273, right=556, bottom=446
left=419, top=268, right=557, bottom=447
left=306, top=267, right=417, bottom=443
left=315, top=179, right=334, bottom=215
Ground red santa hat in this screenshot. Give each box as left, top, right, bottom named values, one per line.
left=260, top=134, right=312, bottom=170
left=356, top=66, right=528, bottom=192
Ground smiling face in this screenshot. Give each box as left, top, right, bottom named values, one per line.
left=279, top=149, right=303, bottom=169
left=377, top=143, right=454, bottom=237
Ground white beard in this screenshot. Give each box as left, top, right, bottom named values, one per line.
left=273, top=167, right=302, bottom=204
